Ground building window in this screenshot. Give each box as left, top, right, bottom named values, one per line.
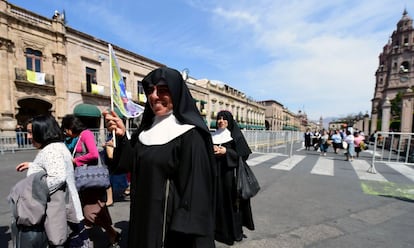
left=86, top=67, right=97, bottom=93
left=404, top=37, right=409, bottom=45
left=25, top=48, right=42, bottom=72
left=400, top=61, right=410, bottom=73
left=137, top=81, right=146, bottom=103
left=123, top=76, right=127, bottom=84
left=137, top=81, right=144, bottom=95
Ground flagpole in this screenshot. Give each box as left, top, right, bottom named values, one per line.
left=108, top=44, right=116, bottom=147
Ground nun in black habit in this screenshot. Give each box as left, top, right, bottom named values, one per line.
left=104, top=67, right=216, bottom=248
left=211, top=110, right=255, bottom=245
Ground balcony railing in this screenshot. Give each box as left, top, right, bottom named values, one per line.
left=81, top=82, right=110, bottom=96
left=15, top=68, right=55, bottom=86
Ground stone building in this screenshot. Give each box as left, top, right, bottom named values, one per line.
left=0, top=0, right=163, bottom=133
left=0, top=0, right=308, bottom=134
left=259, top=100, right=285, bottom=130
left=371, top=9, right=414, bottom=134
left=195, top=79, right=266, bottom=129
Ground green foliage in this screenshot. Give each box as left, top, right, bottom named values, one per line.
left=390, top=92, right=403, bottom=120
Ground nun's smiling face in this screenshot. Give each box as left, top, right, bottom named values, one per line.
left=147, top=84, right=173, bottom=116
left=217, top=116, right=229, bottom=130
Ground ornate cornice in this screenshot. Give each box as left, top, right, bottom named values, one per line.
left=52, top=53, right=67, bottom=65
left=0, top=37, right=15, bottom=52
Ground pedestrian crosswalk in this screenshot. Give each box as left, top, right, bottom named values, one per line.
left=247, top=152, right=414, bottom=184
left=311, top=157, right=334, bottom=176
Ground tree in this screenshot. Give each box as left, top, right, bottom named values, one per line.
left=390, top=92, right=403, bottom=120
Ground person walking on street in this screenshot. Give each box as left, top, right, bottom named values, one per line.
left=104, top=67, right=217, bottom=248
left=304, top=129, right=312, bottom=151
left=15, top=124, right=24, bottom=148
left=211, top=110, right=255, bottom=245
left=14, top=115, right=88, bottom=247
left=61, top=114, right=120, bottom=247
left=331, top=129, right=342, bottom=154
left=344, top=130, right=355, bottom=161
left=319, top=130, right=329, bottom=156
left=353, top=131, right=365, bottom=158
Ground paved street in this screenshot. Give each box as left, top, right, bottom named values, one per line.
left=1, top=146, right=414, bottom=247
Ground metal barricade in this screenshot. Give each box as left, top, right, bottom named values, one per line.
left=93, top=129, right=302, bottom=157
left=90, top=128, right=137, bottom=148
left=1, top=129, right=301, bottom=156
left=369, top=131, right=414, bottom=173
left=241, top=130, right=302, bottom=157
left=0, top=132, right=34, bottom=154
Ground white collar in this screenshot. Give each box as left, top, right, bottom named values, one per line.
left=211, top=128, right=233, bottom=145
left=139, top=113, right=194, bottom=145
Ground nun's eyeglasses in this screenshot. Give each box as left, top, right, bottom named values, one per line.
left=146, top=85, right=170, bottom=95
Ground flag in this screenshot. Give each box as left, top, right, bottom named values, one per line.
left=109, top=44, right=144, bottom=118
left=91, top=84, right=104, bottom=95
left=26, top=70, right=45, bottom=85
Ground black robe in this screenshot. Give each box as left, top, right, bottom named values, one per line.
left=116, top=128, right=215, bottom=248
left=214, top=140, right=254, bottom=245
left=304, top=132, right=312, bottom=149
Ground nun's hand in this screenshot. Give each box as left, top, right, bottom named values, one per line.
left=213, top=145, right=226, bottom=155
left=103, top=110, right=126, bottom=137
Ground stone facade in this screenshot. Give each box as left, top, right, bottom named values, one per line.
left=260, top=100, right=285, bottom=130
left=372, top=9, right=414, bottom=134
left=195, top=79, right=266, bottom=129
left=0, top=0, right=163, bottom=133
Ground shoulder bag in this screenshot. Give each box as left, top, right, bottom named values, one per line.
left=72, top=134, right=110, bottom=191
left=237, top=157, right=260, bottom=200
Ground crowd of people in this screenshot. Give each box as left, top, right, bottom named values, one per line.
left=304, top=127, right=370, bottom=161
left=9, top=67, right=258, bottom=248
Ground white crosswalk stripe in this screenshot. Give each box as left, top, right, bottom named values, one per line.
left=351, top=159, right=387, bottom=182
left=247, top=153, right=285, bottom=166
left=271, top=155, right=306, bottom=171
left=311, top=156, right=334, bottom=176
left=386, top=162, right=414, bottom=181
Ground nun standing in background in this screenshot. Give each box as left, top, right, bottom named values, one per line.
left=211, top=110, right=255, bottom=246
left=104, top=67, right=216, bottom=248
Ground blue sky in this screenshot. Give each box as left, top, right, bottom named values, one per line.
left=8, top=0, right=412, bottom=121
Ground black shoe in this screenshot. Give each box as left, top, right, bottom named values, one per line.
left=108, top=232, right=121, bottom=248
left=235, top=233, right=247, bottom=242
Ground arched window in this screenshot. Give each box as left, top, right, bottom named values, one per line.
left=25, top=48, right=42, bottom=72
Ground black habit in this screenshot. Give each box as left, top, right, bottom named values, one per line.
left=113, top=67, right=216, bottom=248
left=212, top=111, right=255, bottom=245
